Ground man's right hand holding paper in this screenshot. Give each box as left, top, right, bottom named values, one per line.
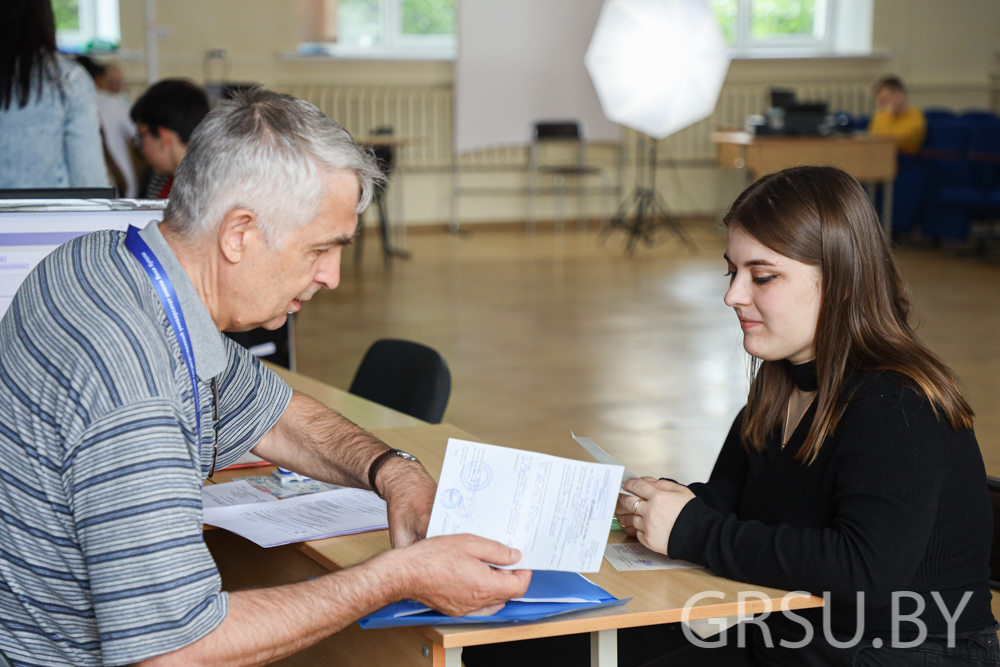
left=387, top=534, right=533, bottom=617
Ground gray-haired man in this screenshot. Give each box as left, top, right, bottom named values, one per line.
left=0, top=89, right=529, bottom=666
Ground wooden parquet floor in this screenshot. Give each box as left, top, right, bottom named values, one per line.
left=294, top=222, right=1000, bottom=481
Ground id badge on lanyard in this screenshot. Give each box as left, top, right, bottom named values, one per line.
left=125, top=225, right=219, bottom=476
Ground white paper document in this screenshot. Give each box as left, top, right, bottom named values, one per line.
left=603, top=542, right=702, bottom=571
left=426, top=438, right=624, bottom=572
left=201, top=480, right=278, bottom=509
left=202, top=487, right=388, bottom=548
left=571, top=433, right=639, bottom=494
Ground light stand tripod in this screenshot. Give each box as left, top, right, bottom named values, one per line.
left=600, top=133, right=696, bottom=255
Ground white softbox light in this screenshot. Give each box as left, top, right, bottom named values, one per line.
left=584, top=0, right=731, bottom=140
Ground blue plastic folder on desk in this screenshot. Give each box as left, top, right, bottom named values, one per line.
left=359, top=571, right=628, bottom=629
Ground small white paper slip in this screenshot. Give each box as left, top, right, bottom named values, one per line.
left=603, top=543, right=702, bottom=571
left=571, top=432, right=640, bottom=494
left=202, top=487, right=388, bottom=548
left=426, top=438, right=624, bottom=573
left=201, top=479, right=278, bottom=509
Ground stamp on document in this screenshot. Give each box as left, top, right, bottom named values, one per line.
left=440, top=488, right=463, bottom=509
left=461, top=461, right=493, bottom=492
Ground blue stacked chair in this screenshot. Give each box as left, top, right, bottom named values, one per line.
left=959, top=110, right=1000, bottom=128
left=923, top=111, right=1000, bottom=239
left=880, top=110, right=954, bottom=235
left=936, top=126, right=1000, bottom=220
left=871, top=108, right=1000, bottom=240
left=923, top=108, right=958, bottom=124
left=978, top=123, right=1000, bottom=223
left=918, top=117, right=976, bottom=239
left=890, top=154, right=929, bottom=234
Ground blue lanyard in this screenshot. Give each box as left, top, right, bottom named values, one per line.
left=124, top=225, right=203, bottom=457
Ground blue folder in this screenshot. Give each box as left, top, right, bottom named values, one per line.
left=359, top=571, right=629, bottom=629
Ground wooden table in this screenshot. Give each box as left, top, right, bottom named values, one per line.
left=711, top=131, right=898, bottom=235
left=207, top=371, right=823, bottom=666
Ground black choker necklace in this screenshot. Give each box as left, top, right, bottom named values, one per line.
left=785, top=359, right=818, bottom=392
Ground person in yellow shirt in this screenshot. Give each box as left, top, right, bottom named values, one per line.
left=869, top=76, right=926, bottom=154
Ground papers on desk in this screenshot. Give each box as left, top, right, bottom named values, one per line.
left=202, top=479, right=277, bottom=508
left=202, top=477, right=345, bottom=508
left=359, top=571, right=628, bottom=628
left=426, top=439, right=624, bottom=573
left=603, top=542, right=702, bottom=571
left=202, top=484, right=387, bottom=548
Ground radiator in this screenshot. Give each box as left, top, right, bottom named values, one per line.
left=125, top=80, right=877, bottom=170
left=283, top=80, right=875, bottom=170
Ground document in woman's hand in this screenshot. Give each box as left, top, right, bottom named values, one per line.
left=426, top=439, right=624, bottom=572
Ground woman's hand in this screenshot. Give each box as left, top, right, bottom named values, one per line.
left=615, top=477, right=695, bottom=555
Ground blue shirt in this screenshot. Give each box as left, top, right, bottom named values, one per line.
left=0, top=55, right=109, bottom=189
left=0, top=221, right=293, bottom=665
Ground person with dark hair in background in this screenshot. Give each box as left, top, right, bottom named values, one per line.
left=0, top=0, right=107, bottom=189
left=130, top=78, right=210, bottom=198
left=869, top=76, right=926, bottom=155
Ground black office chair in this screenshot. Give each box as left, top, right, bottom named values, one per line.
left=526, top=121, right=606, bottom=231
left=348, top=339, right=451, bottom=424
left=988, top=476, right=1000, bottom=588
left=225, top=319, right=294, bottom=370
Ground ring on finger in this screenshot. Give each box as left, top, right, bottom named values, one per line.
left=631, top=497, right=642, bottom=514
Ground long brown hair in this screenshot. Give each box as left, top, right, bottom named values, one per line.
left=726, top=166, right=973, bottom=463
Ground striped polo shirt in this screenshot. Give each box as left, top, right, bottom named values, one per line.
left=0, top=221, right=293, bottom=666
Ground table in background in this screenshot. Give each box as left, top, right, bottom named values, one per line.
left=711, top=132, right=898, bottom=235
left=207, top=369, right=823, bottom=667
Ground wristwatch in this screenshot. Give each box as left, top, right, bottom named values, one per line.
left=367, top=448, right=421, bottom=500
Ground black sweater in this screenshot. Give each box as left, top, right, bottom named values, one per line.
left=668, top=369, right=995, bottom=641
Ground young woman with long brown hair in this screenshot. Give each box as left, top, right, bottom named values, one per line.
left=616, top=165, right=998, bottom=665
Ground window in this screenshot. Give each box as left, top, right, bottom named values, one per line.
left=301, top=0, right=456, bottom=60
left=53, top=0, right=121, bottom=53
left=708, top=0, right=871, bottom=57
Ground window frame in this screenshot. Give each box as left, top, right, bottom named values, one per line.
left=719, top=0, right=851, bottom=59
left=312, top=0, right=457, bottom=61
left=55, top=0, right=121, bottom=53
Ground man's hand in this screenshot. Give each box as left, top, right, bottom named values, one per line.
left=132, top=534, right=530, bottom=667
left=389, top=534, right=532, bottom=617
left=252, top=392, right=436, bottom=548
left=615, top=477, right=695, bottom=555
left=377, top=456, right=437, bottom=548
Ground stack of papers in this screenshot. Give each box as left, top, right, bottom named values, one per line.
left=426, top=439, right=625, bottom=572
left=359, top=571, right=627, bottom=628
left=202, top=481, right=388, bottom=548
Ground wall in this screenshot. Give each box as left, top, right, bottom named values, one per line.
left=115, top=0, right=1000, bottom=225
left=117, top=0, right=452, bottom=86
